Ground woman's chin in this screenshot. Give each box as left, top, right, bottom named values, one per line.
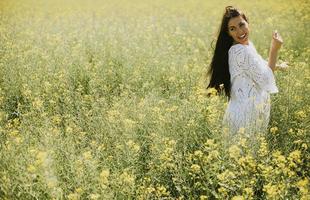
left=239, top=39, right=249, bottom=45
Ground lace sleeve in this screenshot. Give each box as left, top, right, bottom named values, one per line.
left=231, top=44, right=278, bottom=94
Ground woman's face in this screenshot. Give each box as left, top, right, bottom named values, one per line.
left=228, top=15, right=249, bottom=45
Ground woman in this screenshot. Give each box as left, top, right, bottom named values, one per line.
left=207, top=6, right=283, bottom=137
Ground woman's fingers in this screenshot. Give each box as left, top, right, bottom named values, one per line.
left=276, top=32, right=283, bottom=43
left=273, top=30, right=278, bottom=39
left=273, top=30, right=283, bottom=43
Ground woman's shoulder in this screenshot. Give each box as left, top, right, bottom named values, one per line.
left=229, top=41, right=253, bottom=56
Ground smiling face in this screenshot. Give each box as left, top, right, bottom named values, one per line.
left=228, top=15, right=249, bottom=45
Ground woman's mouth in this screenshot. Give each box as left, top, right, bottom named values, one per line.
left=238, top=33, right=247, bottom=40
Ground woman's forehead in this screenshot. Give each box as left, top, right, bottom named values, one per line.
left=228, top=16, right=245, bottom=27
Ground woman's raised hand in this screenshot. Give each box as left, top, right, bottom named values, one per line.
left=271, top=30, right=283, bottom=52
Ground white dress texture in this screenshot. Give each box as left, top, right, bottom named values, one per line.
left=223, top=41, right=278, bottom=136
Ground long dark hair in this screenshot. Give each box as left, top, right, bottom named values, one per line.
left=207, top=6, right=248, bottom=98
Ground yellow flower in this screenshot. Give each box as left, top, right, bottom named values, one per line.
left=133, top=144, right=140, bottom=152
left=296, top=128, right=305, bottom=136
left=288, top=128, right=294, bottom=135
left=100, top=169, right=110, bottom=179
left=107, top=109, right=121, bottom=122
left=238, top=127, right=245, bottom=134
left=244, top=187, right=254, bottom=196
left=36, top=151, right=47, bottom=166
left=123, top=118, right=137, bottom=130
left=75, top=187, right=83, bottom=194
left=270, top=127, right=278, bottom=134
left=258, top=136, right=268, bottom=157
left=100, top=169, right=110, bottom=187
left=272, top=150, right=286, bottom=168
left=156, top=185, right=170, bottom=196
left=295, top=110, right=307, bottom=119
left=238, top=155, right=256, bottom=172
left=168, top=76, right=176, bottom=82
left=126, top=140, right=135, bottom=147
left=296, top=178, right=309, bottom=194
left=52, top=115, right=61, bottom=125
left=301, top=143, right=308, bottom=150
left=203, top=150, right=219, bottom=164
left=275, top=154, right=285, bottom=162
left=232, top=196, right=244, bottom=200
left=204, top=139, right=218, bottom=150
left=167, top=139, right=176, bottom=146
left=47, top=178, right=57, bottom=189
left=217, top=169, right=235, bottom=181
left=238, top=138, right=247, bottom=148
left=146, top=186, right=155, bottom=194
left=82, top=151, right=92, bottom=160
left=120, top=171, right=135, bottom=186
left=22, top=87, right=32, bottom=98
left=260, top=164, right=273, bottom=179
left=288, top=150, right=302, bottom=167
left=194, top=150, right=203, bottom=158
left=52, top=128, right=60, bottom=136
left=187, top=119, right=196, bottom=127
left=10, top=129, right=19, bottom=136
left=32, top=97, right=43, bottom=109
left=67, top=193, right=79, bottom=200
left=27, top=164, right=36, bottom=173
left=218, top=186, right=228, bottom=195
left=190, top=164, right=201, bottom=173
left=297, top=178, right=309, bottom=188
left=89, top=194, right=100, bottom=200
left=200, top=195, right=208, bottom=200
left=263, top=183, right=278, bottom=198
left=66, top=126, right=73, bottom=134
left=158, top=100, right=165, bottom=105
left=14, top=136, right=23, bottom=144
left=228, top=145, right=241, bottom=160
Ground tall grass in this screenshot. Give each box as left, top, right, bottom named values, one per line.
left=0, top=0, right=309, bottom=199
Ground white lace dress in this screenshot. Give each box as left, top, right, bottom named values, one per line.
left=223, top=41, right=278, bottom=136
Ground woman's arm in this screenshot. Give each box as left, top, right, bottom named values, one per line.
left=268, top=30, right=283, bottom=71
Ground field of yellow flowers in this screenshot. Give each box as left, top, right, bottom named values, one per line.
left=0, top=0, right=309, bottom=199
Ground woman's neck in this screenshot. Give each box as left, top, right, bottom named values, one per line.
left=233, top=40, right=250, bottom=46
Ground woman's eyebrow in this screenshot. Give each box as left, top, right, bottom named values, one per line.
left=229, top=22, right=244, bottom=29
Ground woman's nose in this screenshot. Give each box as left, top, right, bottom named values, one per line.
left=237, top=28, right=243, bottom=35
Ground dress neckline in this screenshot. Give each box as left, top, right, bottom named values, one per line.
left=232, top=40, right=252, bottom=47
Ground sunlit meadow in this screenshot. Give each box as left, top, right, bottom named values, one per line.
left=0, top=0, right=309, bottom=199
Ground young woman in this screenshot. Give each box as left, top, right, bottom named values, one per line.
left=207, top=6, right=283, bottom=137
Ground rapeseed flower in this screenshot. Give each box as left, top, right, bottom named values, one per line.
left=190, top=164, right=201, bottom=174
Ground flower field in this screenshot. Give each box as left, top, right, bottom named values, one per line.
left=0, top=0, right=309, bottom=199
